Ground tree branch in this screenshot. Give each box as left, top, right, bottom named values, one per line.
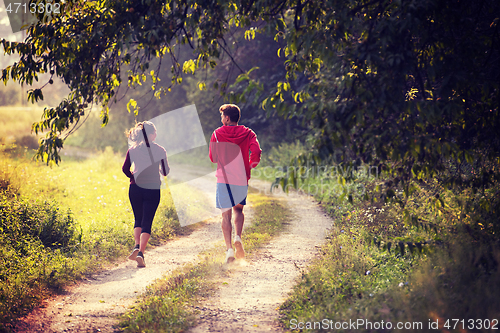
left=217, top=39, right=245, bottom=74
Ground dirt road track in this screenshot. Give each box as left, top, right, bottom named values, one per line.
left=188, top=179, right=333, bottom=332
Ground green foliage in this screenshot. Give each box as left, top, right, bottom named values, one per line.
left=264, top=0, right=500, bottom=195
left=1, top=0, right=239, bottom=163
left=258, top=143, right=500, bottom=330
left=263, top=136, right=500, bottom=253
left=2, top=0, right=499, bottom=190
left=257, top=140, right=306, bottom=168
left=279, top=180, right=500, bottom=331
left=0, top=195, right=78, bottom=250
left=0, top=159, right=83, bottom=329
left=181, top=28, right=305, bottom=147
left=0, top=193, right=82, bottom=328
left=0, top=0, right=294, bottom=164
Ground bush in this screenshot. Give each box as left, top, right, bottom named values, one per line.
left=0, top=194, right=81, bottom=329
left=16, top=135, right=39, bottom=150
left=0, top=195, right=78, bottom=251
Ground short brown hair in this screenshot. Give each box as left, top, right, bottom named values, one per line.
left=219, top=104, right=241, bottom=123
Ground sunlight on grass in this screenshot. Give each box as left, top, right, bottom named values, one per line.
left=0, top=106, right=44, bottom=141
left=17, top=148, right=181, bottom=256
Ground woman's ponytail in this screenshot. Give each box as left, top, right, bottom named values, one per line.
left=126, top=121, right=156, bottom=147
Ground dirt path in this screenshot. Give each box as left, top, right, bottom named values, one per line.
left=13, top=174, right=333, bottom=333
left=188, top=179, right=333, bottom=332
left=13, top=214, right=226, bottom=333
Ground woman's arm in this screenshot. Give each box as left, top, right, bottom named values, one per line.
left=160, top=158, right=170, bottom=176
left=122, top=150, right=134, bottom=179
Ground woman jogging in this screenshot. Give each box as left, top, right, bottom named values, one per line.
left=122, top=121, right=169, bottom=267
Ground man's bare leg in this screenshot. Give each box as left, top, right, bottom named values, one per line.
left=221, top=208, right=233, bottom=250
left=233, top=204, right=244, bottom=237
left=233, top=204, right=245, bottom=258
left=221, top=208, right=236, bottom=263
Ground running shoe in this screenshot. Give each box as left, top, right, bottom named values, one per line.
left=225, top=248, right=235, bottom=264
left=128, top=244, right=140, bottom=260
left=136, top=251, right=146, bottom=267
left=234, top=235, right=245, bottom=259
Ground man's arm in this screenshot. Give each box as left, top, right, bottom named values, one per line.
left=248, top=133, right=262, bottom=169
left=209, top=132, right=218, bottom=163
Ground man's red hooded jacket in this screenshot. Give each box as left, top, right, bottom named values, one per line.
left=209, top=125, right=262, bottom=186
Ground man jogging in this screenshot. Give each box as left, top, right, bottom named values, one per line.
left=209, top=104, right=262, bottom=263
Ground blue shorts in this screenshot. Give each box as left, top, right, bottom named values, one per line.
left=216, top=183, right=248, bottom=209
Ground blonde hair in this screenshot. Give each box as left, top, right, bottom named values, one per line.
left=126, top=121, right=157, bottom=146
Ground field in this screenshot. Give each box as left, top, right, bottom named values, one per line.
left=0, top=106, right=43, bottom=147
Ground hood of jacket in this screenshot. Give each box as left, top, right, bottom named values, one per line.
left=214, top=125, right=253, bottom=144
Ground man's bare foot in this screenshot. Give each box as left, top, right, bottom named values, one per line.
left=234, top=235, right=245, bottom=259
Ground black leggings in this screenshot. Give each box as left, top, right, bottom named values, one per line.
left=128, top=184, right=160, bottom=234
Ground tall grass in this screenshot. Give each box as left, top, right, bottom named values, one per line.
left=255, top=142, right=500, bottom=332
left=7, top=147, right=179, bottom=256
left=0, top=107, right=43, bottom=142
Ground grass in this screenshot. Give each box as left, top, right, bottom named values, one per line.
left=0, top=106, right=44, bottom=143
left=278, top=199, right=419, bottom=331
left=0, top=146, right=185, bottom=331
left=279, top=222, right=500, bottom=331
left=254, top=142, right=500, bottom=332
left=0, top=194, right=78, bottom=326
left=10, top=147, right=180, bottom=256
left=119, top=191, right=291, bottom=333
